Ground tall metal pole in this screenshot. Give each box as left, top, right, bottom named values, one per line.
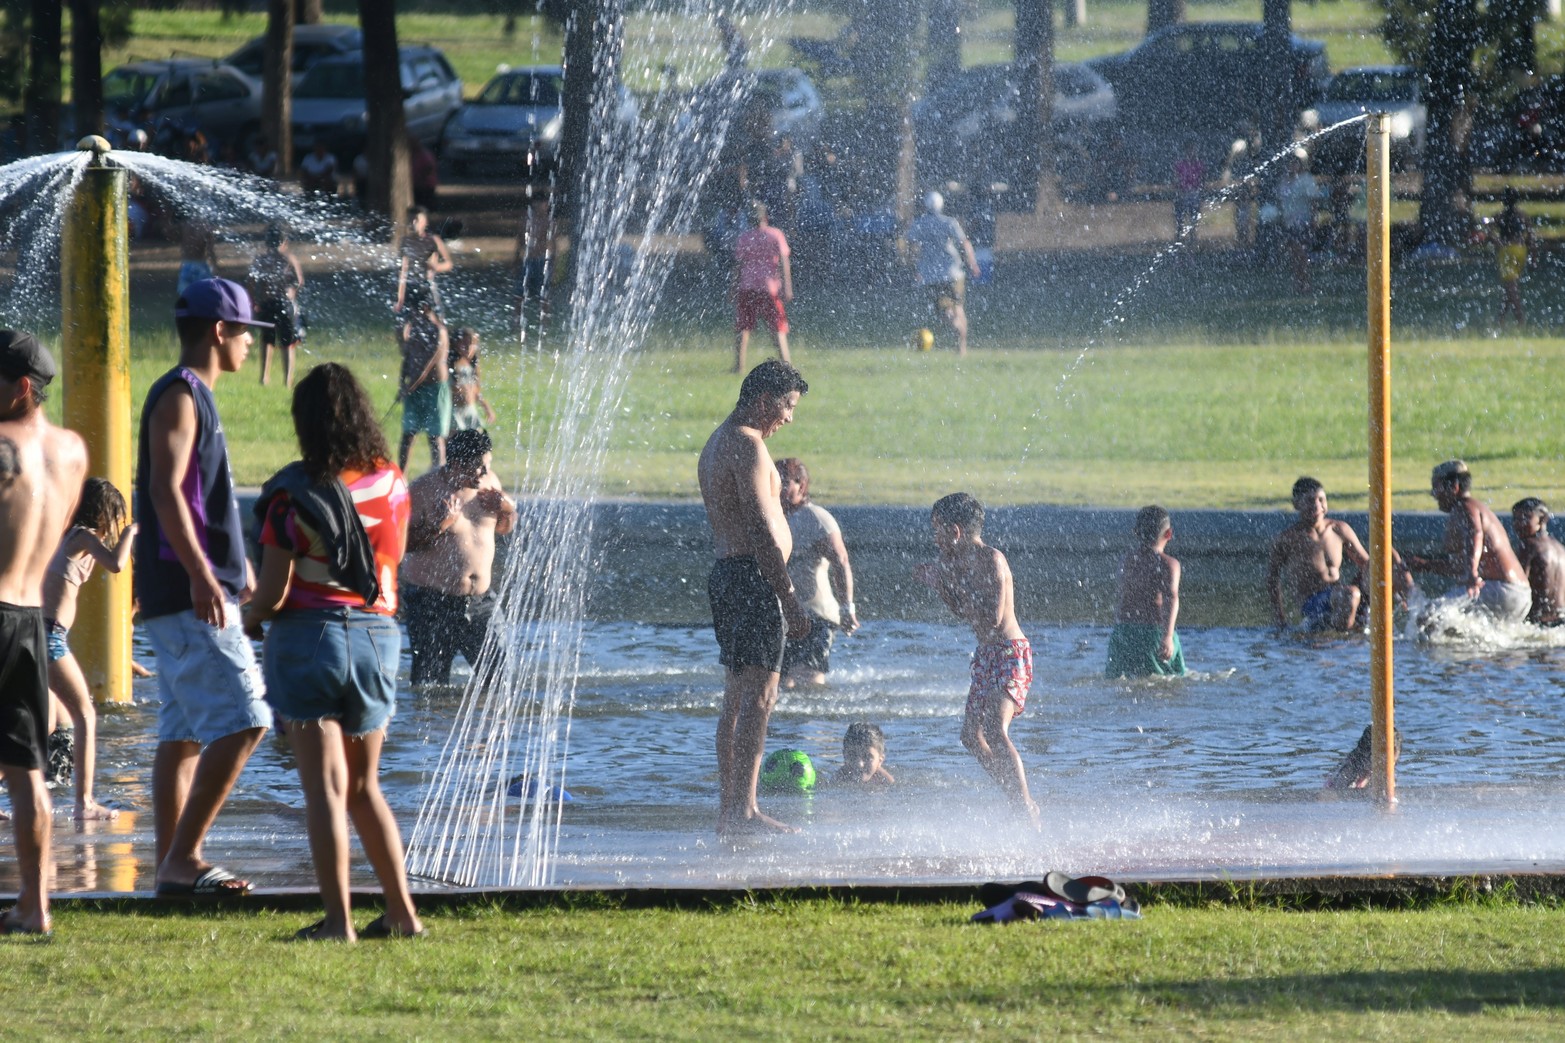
left=63, top=136, right=132, bottom=705
left=1366, top=114, right=1396, bottom=805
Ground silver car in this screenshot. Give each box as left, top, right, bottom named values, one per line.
left=1301, top=65, right=1425, bottom=172
left=441, top=65, right=640, bottom=175
left=291, top=46, right=462, bottom=162
left=102, top=59, right=263, bottom=150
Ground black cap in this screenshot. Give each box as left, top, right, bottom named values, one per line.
left=0, top=330, right=56, bottom=386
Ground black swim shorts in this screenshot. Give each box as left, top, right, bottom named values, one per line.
left=781, top=614, right=833, bottom=676
left=259, top=296, right=304, bottom=348
left=0, top=601, right=49, bottom=771
left=708, top=556, right=785, bottom=673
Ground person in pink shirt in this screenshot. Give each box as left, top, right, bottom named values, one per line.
left=732, top=201, right=793, bottom=373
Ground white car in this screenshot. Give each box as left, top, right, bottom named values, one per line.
left=1301, top=65, right=1425, bottom=172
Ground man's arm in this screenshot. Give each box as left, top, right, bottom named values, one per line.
left=146, top=386, right=227, bottom=626
left=429, top=235, right=454, bottom=274
left=1454, top=504, right=1485, bottom=594
left=241, top=543, right=293, bottom=639
left=1526, top=552, right=1549, bottom=624
left=1336, top=522, right=1372, bottom=571
left=1159, top=557, right=1181, bottom=661
left=820, top=530, right=856, bottom=632
left=780, top=244, right=793, bottom=301
left=476, top=474, right=518, bottom=537
left=405, top=478, right=461, bottom=553
left=1265, top=536, right=1291, bottom=628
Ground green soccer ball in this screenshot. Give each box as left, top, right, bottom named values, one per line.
left=760, top=749, right=816, bottom=793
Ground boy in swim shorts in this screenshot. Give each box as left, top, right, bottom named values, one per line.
left=914, top=492, right=1039, bottom=828
left=1106, top=506, right=1187, bottom=677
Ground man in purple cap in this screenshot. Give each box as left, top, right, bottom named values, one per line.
left=135, top=277, right=274, bottom=896
left=0, top=330, right=88, bottom=935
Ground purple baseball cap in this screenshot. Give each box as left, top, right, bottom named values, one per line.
left=174, top=277, right=273, bottom=328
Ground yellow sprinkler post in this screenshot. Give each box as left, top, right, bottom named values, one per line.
left=63, top=136, right=133, bottom=705
left=1365, top=114, right=1395, bottom=805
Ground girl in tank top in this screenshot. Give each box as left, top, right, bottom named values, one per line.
left=42, top=478, right=136, bottom=820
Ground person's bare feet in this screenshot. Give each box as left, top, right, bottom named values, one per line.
left=0, top=907, right=51, bottom=936
left=131, top=661, right=153, bottom=679
left=75, top=800, right=119, bottom=821
left=718, top=809, right=799, bottom=836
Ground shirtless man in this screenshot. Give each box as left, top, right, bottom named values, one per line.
left=0, top=331, right=88, bottom=936
left=1404, top=460, right=1530, bottom=623
left=400, top=428, right=517, bottom=686
left=697, top=360, right=811, bottom=835
left=1511, top=498, right=1565, bottom=626
left=1267, top=477, right=1374, bottom=631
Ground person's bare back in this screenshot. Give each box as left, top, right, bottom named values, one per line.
left=0, top=413, right=86, bottom=606
left=1116, top=545, right=1177, bottom=626
left=699, top=419, right=794, bottom=566
left=921, top=543, right=1024, bottom=646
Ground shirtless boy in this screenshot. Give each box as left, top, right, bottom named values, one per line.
left=698, top=360, right=811, bottom=834
left=1106, top=506, right=1187, bottom=677
left=1403, top=460, right=1530, bottom=623
left=914, top=492, right=1039, bottom=828
left=401, top=428, right=517, bottom=686
left=1267, top=477, right=1373, bottom=631
left=1511, top=498, right=1565, bottom=626
left=0, top=331, right=87, bottom=936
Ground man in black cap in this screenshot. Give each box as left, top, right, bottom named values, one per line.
left=0, top=330, right=88, bottom=935
left=135, top=278, right=274, bottom=897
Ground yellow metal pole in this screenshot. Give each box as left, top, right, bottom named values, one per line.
left=1366, top=114, right=1395, bottom=805
left=62, top=137, right=133, bottom=705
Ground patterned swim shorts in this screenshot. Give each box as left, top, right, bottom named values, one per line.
left=966, top=638, right=1033, bottom=717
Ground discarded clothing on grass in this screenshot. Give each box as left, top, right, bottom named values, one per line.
left=971, top=892, right=1141, bottom=924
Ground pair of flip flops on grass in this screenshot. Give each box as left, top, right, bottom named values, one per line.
left=294, top=915, right=427, bottom=942
left=972, top=872, right=1141, bottom=924
left=154, top=865, right=251, bottom=897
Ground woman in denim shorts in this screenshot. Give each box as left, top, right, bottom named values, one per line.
left=243, top=363, right=424, bottom=942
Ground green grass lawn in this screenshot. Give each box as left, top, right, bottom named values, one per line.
left=7, top=897, right=1565, bottom=1039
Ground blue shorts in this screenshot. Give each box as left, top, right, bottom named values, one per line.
left=144, top=606, right=272, bottom=745
left=262, top=609, right=399, bottom=736
left=1301, top=589, right=1334, bottom=629
left=45, top=620, right=68, bottom=663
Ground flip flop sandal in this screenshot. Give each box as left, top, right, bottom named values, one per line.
left=155, top=865, right=252, bottom=897
left=359, top=914, right=427, bottom=940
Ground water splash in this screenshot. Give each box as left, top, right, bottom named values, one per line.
left=405, top=0, right=790, bottom=888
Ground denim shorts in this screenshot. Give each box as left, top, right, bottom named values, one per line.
left=45, top=620, right=69, bottom=663
left=262, top=608, right=400, bottom=736
left=144, top=605, right=272, bottom=745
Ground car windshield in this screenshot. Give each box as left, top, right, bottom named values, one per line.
left=477, top=72, right=562, bottom=106
left=1054, top=66, right=1098, bottom=97
left=297, top=62, right=365, bottom=99
left=103, top=70, right=160, bottom=110
left=1325, top=72, right=1415, bottom=104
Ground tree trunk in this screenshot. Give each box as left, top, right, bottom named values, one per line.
left=1259, top=0, right=1292, bottom=157
left=1420, top=0, right=1479, bottom=244
left=557, top=0, right=604, bottom=232
left=1014, top=0, right=1054, bottom=210
left=852, top=0, right=918, bottom=210
left=295, top=0, right=323, bottom=25
left=1490, top=0, right=1541, bottom=78
left=357, top=0, right=410, bottom=230
left=1146, top=0, right=1184, bottom=34
left=925, top=0, right=963, bottom=88
left=24, top=0, right=61, bottom=153
left=70, top=0, right=104, bottom=141
left=264, top=0, right=295, bottom=174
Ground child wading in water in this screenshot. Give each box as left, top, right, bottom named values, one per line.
left=914, top=493, right=1039, bottom=827
left=1106, top=506, right=1187, bottom=678
left=42, top=478, right=135, bottom=819
left=449, top=327, right=496, bottom=432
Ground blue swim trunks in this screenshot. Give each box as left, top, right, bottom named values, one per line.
left=1301, top=589, right=1334, bottom=629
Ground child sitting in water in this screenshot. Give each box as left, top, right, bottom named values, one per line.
left=449, top=327, right=496, bottom=433
left=837, top=722, right=894, bottom=784
left=914, top=493, right=1039, bottom=827
left=1106, top=506, right=1187, bottom=678
left=1511, top=498, right=1565, bottom=626
left=42, top=478, right=136, bottom=820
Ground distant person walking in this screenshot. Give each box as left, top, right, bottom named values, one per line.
left=906, top=190, right=981, bottom=356
left=244, top=363, right=423, bottom=942
left=1277, top=154, right=1321, bottom=293
left=396, top=206, right=454, bottom=318
left=136, top=279, right=274, bottom=897
left=776, top=457, right=858, bottom=688
left=0, top=330, right=89, bottom=937
left=396, top=284, right=450, bottom=474
left=732, top=201, right=793, bottom=373
left=1172, top=139, right=1206, bottom=240
left=1494, top=186, right=1532, bottom=328
left=247, top=223, right=306, bottom=388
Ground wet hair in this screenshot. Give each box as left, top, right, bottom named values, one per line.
left=842, top=722, right=885, bottom=767
left=736, top=359, right=808, bottom=407
left=290, top=363, right=391, bottom=480
left=447, top=427, right=493, bottom=468
left=775, top=458, right=809, bottom=501
left=1431, top=459, right=1472, bottom=494
left=453, top=327, right=479, bottom=357
left=1292, top=476, right=1324, bottom=503
left=1134, top=505, right=1171, bottom=544
left=72, top=477, right=128, bottom=539
left=1513, top=497, right=1550, bottom=522
left=932, top=492, right=984, bottom=535
left=266, top=223, right=286, bottom=249
left=752, top=199, right=769, bottom=224
left=176, top=315, right=219, bottom=350
left=406, top=205, right=429, bottom=224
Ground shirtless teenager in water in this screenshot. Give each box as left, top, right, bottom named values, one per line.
left=697, top=360, right=811, bottom=835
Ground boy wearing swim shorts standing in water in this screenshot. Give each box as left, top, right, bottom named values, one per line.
left=914, top=493, right=1039, bottom=828
left=1106, top=506, right=1187, bottom=678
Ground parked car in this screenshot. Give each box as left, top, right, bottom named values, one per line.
left=1301, top=65, right=1425, bottom=173
left=911, top=62, right=1118, bottom=194
left=1471, top=76, right=1565, bottom=173
left=291, top=45, right=462, bottom=163
left=440, top=65, right=640, bottom=175
left=1088, top=22, right=1328, bottom=170
left=224, top=23, right=363, bottom=86
left=101, top=59, right=263, bottom=153
left=751, top=68, right=823, bottom=145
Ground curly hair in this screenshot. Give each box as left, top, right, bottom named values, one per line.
left=72, top=477, right=128, bottom=539
left=290, top=363, right=392, bottom=479
left=775, top=457, right=809, bottom=502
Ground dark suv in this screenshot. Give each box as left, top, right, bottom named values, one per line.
left=1088, top=22, right=1328, bottom=171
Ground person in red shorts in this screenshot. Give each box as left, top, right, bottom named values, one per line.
left=732, top=201, right=793, bottom=373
